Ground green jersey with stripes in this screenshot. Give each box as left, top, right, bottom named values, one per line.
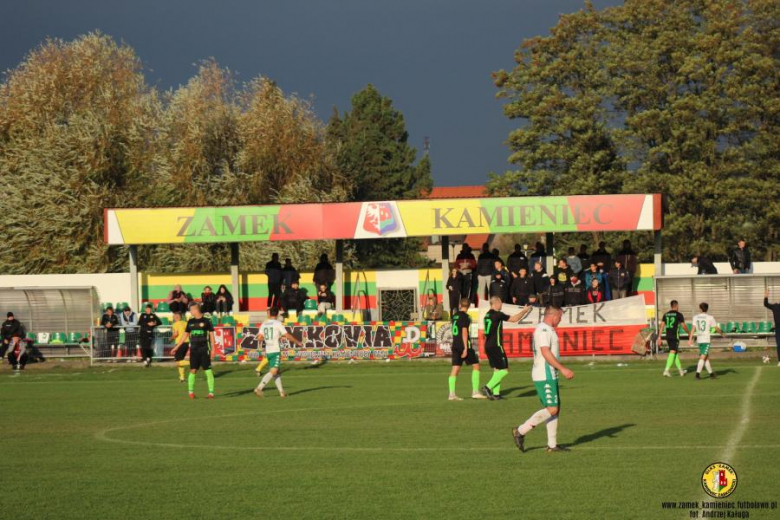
left=662, top=310, right=685, bottom=340
left=532, top=322, right=560, bottom=381
left=692, top=313, right=717, bottom=344
left=260, top=319, right=289, bottom=354
left=483, top=309, right=510, bottom=351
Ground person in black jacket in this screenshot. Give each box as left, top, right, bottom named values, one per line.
left=215, top=285, right=234, bottom=315
left=282, top=281, right=307, bottom=318
left=691, top=255, right=718, bottom=275
left=265, top=253, right=283, bottom=310
left=138, top=304, right=160, bottom=367
left=564, top=276, right=587, bottom=306
left=590, top=241, right=612, bottom=270
left=281, top=258, right=300, bottom=291
left=545, top=277, right=565, bottom=308
left=531, top=261, right=549, bottom=296
left=729, top=240, right=752, bottom=274
left=1, top=312, right=22, bottom=357
left=506, top=244, right=528, bottom=280
left=510, top=267, right=533, bottom=306
left=200, top=286, right=217, bottom=314
left=316, top=284, right=336, bottom=317
left=608, top=260, right=632, bottom=299
left=313, top=254, right=335, bottom=290
left=476, top=243, right=495, bottom=303
left=446, top=267, right=463, bottom=316
left=490, top=259, right=510, bottom=302
left=764, top=291, right=780, bottom=365
left=553, top=258, right=573, bottom=286
left=100, top=306, right=120, bottom=359
left=527, top=293, right=542, bottom=307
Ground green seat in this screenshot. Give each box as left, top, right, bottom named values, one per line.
left=210, top=315, right=219, bottom=326
left=156, top=301, right=170, bottom=313
left=724, top=322, right=737, bottom=334
left=67, top=332, right=83, bottom=343
left=50, top=332, right=66, bottom=345
left=115, top=302, right=129, bottom=312
left=101, top=303, right=113, bottom=312
left=757, top=321, right=773, bottom=333
left=220, top=316, right=236, bottom=326
left=304, top=299, right=317, bottom=310
left=740, top=322, right=756, bottom=334
left=159, top=317, right=170, bottom=325
left=26, top=332, right=36, bottom=342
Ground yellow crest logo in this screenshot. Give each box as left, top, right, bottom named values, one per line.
left=701, top=462, right=737, bottom=498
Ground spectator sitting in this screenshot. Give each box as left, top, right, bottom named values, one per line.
left=167, top=285, right=189, bottom=314
left=490, top=259, right=510, bottom=302
left=590, top=241, right=612, bottom=270
left=215, top=285, right=234, bottom=315
left=531, top=261, right=550, bottom=296
left=609, top=260, right=632, bottom=299
left=729, top=239, right=751, bottom=274
left=553, top=258, right=573, bottom=285
left=1, top=311, right=22, bottom=357
left=691, top=255, right=718, bottom=275
left=422, top=294, right=443, bottom=321
left=265, top=253, right=283, bottom=310
left=527, top=293, right=542, bottom=308
left=577, top=244, right=590, bottom=267
left=510, top=267, right=533, bottom=306
left=200, top=286, right=217, bottom=314
left=566, top=247, right=583, bottom=276
left=616, top=239, right=638, bottom=277
left=530, top=242, right=547, bottom=270
left=455, top=243, right=477, bottom=303
left=506, top=244, right=529, bottom=282
left=587, top=278, right=605, bottom=304
left=313, top=254, right=336, bottom=290
left=281, top=258, right=300, bottom=290
left=545, top=277, right=565, bottom=308
left=282, top=281, right=307, bottom=318
left=6, top=332, right=27, bottom=371
left=476, top=243, right=495, bottom=303
left=446, top=267, right=463, bottom=316
left=564, top=275, right=587, bottom=306
left=316, top=284, right=336, bottom=317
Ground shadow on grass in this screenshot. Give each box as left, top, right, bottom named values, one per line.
left=572, top=423, right=636, bottom=446
left=288, top=385, right=351, bottom=396
left=213, top=369, right=235, bottom=379
left=498, top=386, right=532, bottom=397
left=222, top=388, right=256, bottom=398
left=303, top=359, right=330, bottom=370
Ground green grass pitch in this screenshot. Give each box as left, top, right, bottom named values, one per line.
left=2, top=358, right=779, bottom=519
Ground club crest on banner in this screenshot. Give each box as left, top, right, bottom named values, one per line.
left=355, top=201, right=407, bottom=238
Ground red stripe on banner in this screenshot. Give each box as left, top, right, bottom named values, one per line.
left=568, top=194, right=645, bottom=232
left=638, top=290, right=655, bottom=305
left=479, top=324, right=645, bottom=357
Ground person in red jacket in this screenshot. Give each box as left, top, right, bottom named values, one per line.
left=587, top=278, right=605, bottom=304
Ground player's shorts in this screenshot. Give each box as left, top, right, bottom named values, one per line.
left=534, top=379, right=560, bottom=408
left=666, top=338, right=680, bottom=352
left=485, top=347, right=508, bottom=370
left=174, top=342, right=189, bottom=361
left=451, top=347, right=479, bottom=366
left=189, top=345, right=212, bottom=371
left=698, top=343, right=710, bottom=356
left=266, top=352, right=281, bottom=370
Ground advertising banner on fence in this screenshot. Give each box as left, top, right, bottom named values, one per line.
left=238, top=322, right=431, bottom=361
left=477, top=296, right=648, bottom=357
left=105, top=194, right=661, bottom=245
left=212, top=326, right=236, bottom=360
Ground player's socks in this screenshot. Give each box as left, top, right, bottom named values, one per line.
left=256, top=357, right=268, bottom=373
left=664, top=353, right=676, bottom=371
left=704, top=360, right=713, bottom=374
left=177, top=364, right=186, bottom=381
left=471, top=370, right=480, bottom=394
left=257, top=371, right=274, bottom=390
left=448, top=376, right=457, bottom=395
left=518, top=408, right=552, bottom=436
left=696, top=359, right=705, bottom=374
left=274, top=375, right=285, bottom=394
left=674, top=354, right=682, bottom=371
left=187, top=372, right=196, bottom=393
left=486, top=369, right=508, bottom=393
left=545, top=415, right=559, bottom=448
left=205, top=369, right=215, bottom=394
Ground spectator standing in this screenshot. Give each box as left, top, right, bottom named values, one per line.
left=590, top=241, right=612, bottom=270
left=167, top=285, right=189, bottom=314
left=553, top=258, right=573, bottom=286
left=529, top=242, right=547, bottom=271
left=584, top=262, right=610, bottom=300
left=564, top=275, right=587, bottom=306
left=476, top=243, right=495, bottom=303
left=691, top=255, right=718, bottom=275
left=490, top=259, right=510, bottom=302
left=510, top=267, right=533, bottom=306
left=446, top=267, right=463, bottom=316
left=119, top=307, right=138, bottom=359
left=566, top=247, right=582, bottom=276
left=577, top=244, right=590, bottom=268
left=422, top=294, right=443, bottom=321
left=587, top=279, right=605, bottom=304
left=531, top=262, right=550, bottom=296
left=200, top=286, right=217, bottom=314
left=544, top=277, right=565, bottom=308
left=100, top=306, right=120, bottom=359
left=455, top=244, right=477, bottom=303
left=764, top=291, right=780, bottom=366
left=316, top=284, right=336, bottom=317
left=616, top=240, right=638, bottom=278
left=215, top=285, right=234, bottom=315
left=313, top=254, right=336, bottom=290
left=1, top=312, right=22, bottom=357
left=281, top=258, right=300, bottom=290
left=282, top=281, right=306, bottom=318
left=506, top=244, right=529, bottom=282
left=265, top=253, right=283, bottom=310
left=138, top=304, right=160, bottom=367
left=608, top=260, right=632, bottom=299
left=729, top=240, right=752, bottom=274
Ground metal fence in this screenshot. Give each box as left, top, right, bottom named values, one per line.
left=90, top=326, right=174, bottom=364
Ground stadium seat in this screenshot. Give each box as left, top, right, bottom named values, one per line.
left=304, top=299, right=317, bottom=310
left=26, top=332, right=36, bottom=342
left=36, top=332, right=50, bottom=345
left=67, top=332, right=83, bottom=344
left=220, top=316, right=236, bottom=326
left=115, top=301, right=129, bottom=311
left=723, top=322, right=737, bottom=334
left=757, top=321, right=773, bottom=333
left=209, top=315, right=219, bottom=326
left=159, top=317, right=170, bottom=325
left=156, top=301, right=170, bottom=313
left=740, top=322, right=756, bottom=334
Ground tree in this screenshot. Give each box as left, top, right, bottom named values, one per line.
left=328, top=85, right=433, bottom=268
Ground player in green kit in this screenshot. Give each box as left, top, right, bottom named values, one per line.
left=481, top=296, right=533, bottom=400
left=658, top=300, right=690, bottom=377
left=179, top=302, right=216, bottom=399
left=254, top=307, right=303, bottom=398
left=447, top=298, right=487, bottom=401
left=512, top=306, right=575, bottom=453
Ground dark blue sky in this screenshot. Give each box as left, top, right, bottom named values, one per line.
left=1, top=0, right=617, bottom=186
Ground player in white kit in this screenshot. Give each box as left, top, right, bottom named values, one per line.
left=689, top=302, right=723, bottom=380
left=254, top=307, right=303, bottom=398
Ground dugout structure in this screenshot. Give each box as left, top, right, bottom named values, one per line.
left=104, top=194, right=664, bottom=313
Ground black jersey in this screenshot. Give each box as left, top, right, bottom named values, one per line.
left=662, top=311, right=685, bottom=339
left=139, top=313, right=160, bottom=334
left=186, top=317, right=214, bottom=348
left=483, top=309, right=510, bottom=351
left=451, top=312, right=471, bottom=351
